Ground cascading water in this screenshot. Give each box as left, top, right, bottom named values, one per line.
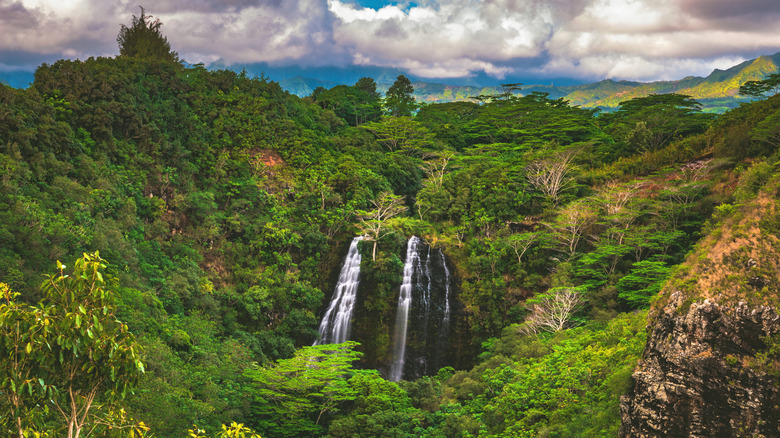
left=389, top=236, right=454, bottom=381
left=389, top=236, right=420, bottom=381
left=440, top=249, right=451, bottom=332
left=314, top=236, right=363, bottom=345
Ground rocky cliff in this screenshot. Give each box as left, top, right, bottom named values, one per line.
left=620, top=183, right=780, bottom=437
left=619, top=294, right=780, bottom=437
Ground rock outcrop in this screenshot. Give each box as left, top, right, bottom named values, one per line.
left=620, top=291, right=780, bottom=437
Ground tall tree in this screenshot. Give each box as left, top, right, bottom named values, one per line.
left=356, top=191, right=408, bottom=261
left=521, top=287, right=584, bottom=334
left=384, top=75, right=417, bottom=117
left=526, top=148, right=578, bottom=207
left=353, top=77, right=382, bottom=125
left=117, top=7, right=179, bottom=62
left=360, top=116, right=435, bottom=153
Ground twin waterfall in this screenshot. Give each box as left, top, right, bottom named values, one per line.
left=315, top=236, right=454, bottom=381
left=314, top=236, right=363, bottom=345
left=388, top=236, right=421, bottom=381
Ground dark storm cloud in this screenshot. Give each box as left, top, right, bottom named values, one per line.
left=146, top=0, right=288, bottom=14
left=0, top=0, right=39, bottom=28
left=160, top=0, right=351, bottom=66
left=678, top=0, right=780, bottom=31
left=679, top=0, right=780, bottom=20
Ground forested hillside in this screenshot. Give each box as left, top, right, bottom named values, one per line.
left=2, top=12, right=780, bottom=438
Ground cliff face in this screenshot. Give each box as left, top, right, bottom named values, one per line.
left=619, top=293, right=780, bottom=437
left=620, top=184, right=780, bottom=437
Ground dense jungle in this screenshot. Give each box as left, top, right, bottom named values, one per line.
left=2, top=11, right=780, bottom=438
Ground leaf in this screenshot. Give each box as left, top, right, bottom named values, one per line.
left=26, top=342, right=32, bottom=354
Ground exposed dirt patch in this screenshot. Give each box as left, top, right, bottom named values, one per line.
left=251, top=148, right=285, bottom=168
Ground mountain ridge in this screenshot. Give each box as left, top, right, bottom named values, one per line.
left=279, top=52, right=780, bottom=113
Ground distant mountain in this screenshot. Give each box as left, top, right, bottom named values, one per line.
left=557, top=52, right=780, bottom=112
left=273, top=53, right=780, bottom=113
left=278, top=76, right=339, bottom=97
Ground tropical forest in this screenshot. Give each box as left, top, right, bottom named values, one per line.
left=1, top=10, right=779, bottom=438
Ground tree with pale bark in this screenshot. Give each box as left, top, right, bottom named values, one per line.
left=356, top=192, right=408, bottom=261
left=521, top=287, right=584, bottom=334
left=526, top=148, right=578, bottom=207
left=546, top=200, right=598, bottom=261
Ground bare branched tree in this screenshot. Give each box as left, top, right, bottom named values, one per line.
left=599, top=183, right=640, bottom=239
left=526, top=148, right=578, bottom=206
left=356, top=191, right=407, bottom=260
left=521, top=287, right=584, bottom=335
left=504, top=231, right=540, bottom=264
left=421, top=151, right=456, bottom=190
left=546, top=200, right=598, bottom=261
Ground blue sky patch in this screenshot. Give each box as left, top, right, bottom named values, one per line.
left=344, top=1, right=420, bottom=10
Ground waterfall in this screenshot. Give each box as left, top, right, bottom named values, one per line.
left=389, top=236, right=455, bottom=381
left=440, top=248, right=451, bottom=330
left=389, top=236, right=420, bottom=381
left=314, top=236, right=363, bottom=345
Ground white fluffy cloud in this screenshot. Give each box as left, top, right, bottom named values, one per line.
left=1, top=0, right=780, bottom=81
left=327, top=0, right=780, bottom=80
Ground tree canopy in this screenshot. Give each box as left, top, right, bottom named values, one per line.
left=384, top=75, right=417, bottom=117
left=117, top=7, right=178, bottom=63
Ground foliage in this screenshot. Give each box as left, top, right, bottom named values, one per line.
left=244, top=342, right=362, bottom=437
left=384, top=75, right=418, bottom=117
left=3, top=11, right=777, bottom=438
left=739, top=72, right=780, bottom=99
left=356, top=191, right=408, bottom=261
left=117, top=8, right=178, bottom=63
left=601, top=93, right=712, bottom=157
left=189, top=422, right=262, bottom=438
left=313, top=78, right=381, bottom=127
left=521, top=286, right=586, bottom=334
left=617, top=260, right=671, bottom=309
left=0, top=253, right=145, bottom=438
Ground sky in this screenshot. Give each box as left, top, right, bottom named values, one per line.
left=2, top=0, right=780, bottom=83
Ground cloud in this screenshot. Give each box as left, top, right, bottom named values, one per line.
left=329, top=0, right=780, bottom=80
left=162, top=2, right=342, bottom=65
left=325, top=0, right=780, bottom=80
left=328, top=0, right=583, bottom=77
left=0, top=0, right=125, bottom=60
left=1, top=0, right=780, bottom=82
left=679, top=0, right=780, bottom=29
